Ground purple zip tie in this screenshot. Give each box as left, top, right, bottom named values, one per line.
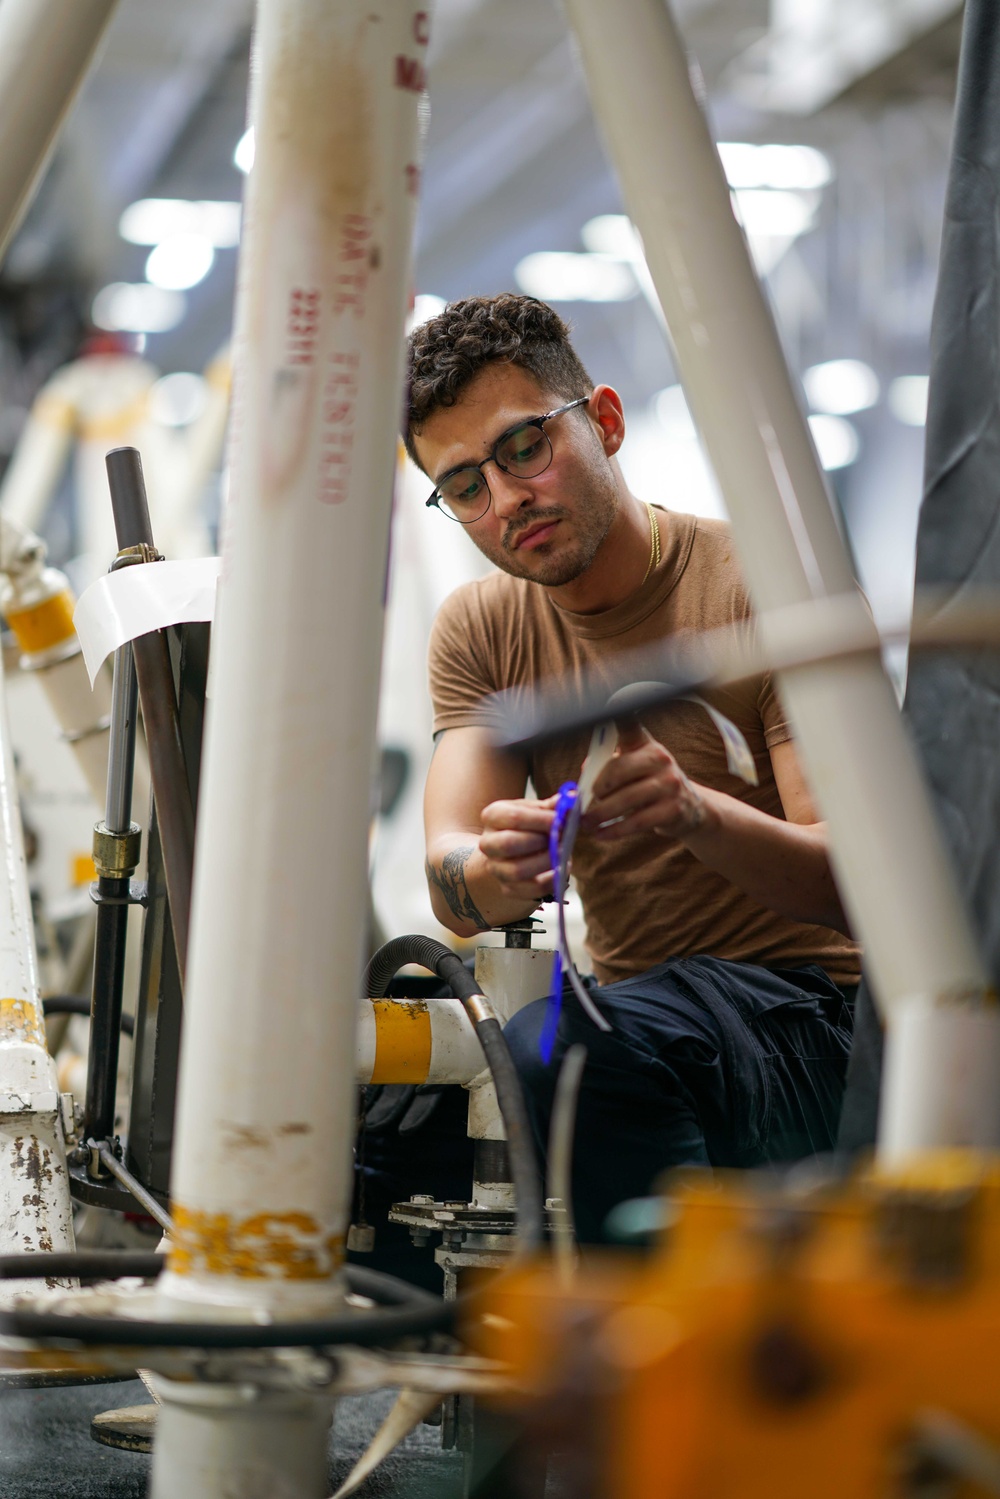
left=541, top=782, right=579, bottom=1063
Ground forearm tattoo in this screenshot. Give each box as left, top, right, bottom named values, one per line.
left=425, top=846, right=489, bottom=930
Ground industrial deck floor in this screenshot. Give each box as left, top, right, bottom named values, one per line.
left=0, top=1379, right=465, bottom=1497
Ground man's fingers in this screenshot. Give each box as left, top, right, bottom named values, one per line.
left=481, top=828, right=551, bottom=860
left=481, top=799, right=556, bottom=834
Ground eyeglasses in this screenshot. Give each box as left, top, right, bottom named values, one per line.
left=425, top=397, right=590, bottom=523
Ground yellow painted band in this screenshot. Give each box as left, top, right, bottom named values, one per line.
left=370, top=999, right=432, bottom=1084
left=168, top=1205, right=345, bottom=1280
left=33, top=394, right=76, bottom=432
left=5, top=590, right=77, bottom=654
left=0, top=997, right=47, bottom=1049
left=79, top=392, right=150, bottom=440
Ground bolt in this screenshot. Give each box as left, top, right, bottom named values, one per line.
left=67, top=1145, right=88, bottom=1168
left=410, top=1194, right=434, bottom=1205
left=409, top=1228, right=432, bottom=1247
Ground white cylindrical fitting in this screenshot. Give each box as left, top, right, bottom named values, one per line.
left=467, top=944, right=554, bottom=1142
left=356, top=997, right=484, bottom=1086
left=562, top=0, right=989, bottom=1033
left=149, top=1378, right=331, bottom=1499
left=878, top=996, right=1000, bottom=1164
left=158, top=0, right=430, bottom=1324
left=0, top=0, right=120, bottom=259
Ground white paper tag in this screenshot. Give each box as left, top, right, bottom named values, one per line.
left=73, top=557, right=221, bottom=685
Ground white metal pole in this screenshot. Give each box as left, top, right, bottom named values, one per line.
left=154, top=0, right=431, bottom=1338
left=562, top=0, right=998, bottom=1158
left=0, top=650, right=75, bottom=1289
left=0, top=0, right=120, bottom=261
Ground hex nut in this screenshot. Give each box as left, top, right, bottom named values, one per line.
left=93, top=822, right=142, bottom=878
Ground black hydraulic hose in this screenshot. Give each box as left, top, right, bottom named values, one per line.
left=364, top=935, right=546, bottom=1252
left=0, top=1301, right=454, bottom=1349
left=42, top=995, right=134, bottom=1038
left=0, top=1254, right=438, bottom=1310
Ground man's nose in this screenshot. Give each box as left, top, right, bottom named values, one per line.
left=488, top=464, right=535, bottom=518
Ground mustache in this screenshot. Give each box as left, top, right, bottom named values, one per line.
left=502, top=507, right=568, bottom=552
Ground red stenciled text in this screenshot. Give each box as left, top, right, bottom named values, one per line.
left=286, top=287, right=320, bottom=367
left=318, top=350, right=360, bottom=505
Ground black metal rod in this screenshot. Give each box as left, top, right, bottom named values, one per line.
left=83, top=880, right=131, bottom=1142
left=95, top=1144, right=174, bottom=1235
left=105, top=446, right=196, bottom=979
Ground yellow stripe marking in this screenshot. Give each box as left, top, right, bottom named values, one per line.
left=5, top=590, right=77, bottom=654
left=0, top=997, right=47, bottom=1049
left=370, top=999, right=432, bottom=1083
left=169, top=1205, right=344, bottom=1280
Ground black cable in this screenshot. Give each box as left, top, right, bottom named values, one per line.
left=363, top=935, right=545, bottom=1251
left=0, top=1252, right=162, bottom=1281
left=42, top=996, right=134, bottom=1038
left=0, top=1298, right=454, bottom=1349
left=0, top=1253, right=439, bottom=1311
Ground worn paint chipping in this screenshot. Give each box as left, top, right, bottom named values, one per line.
left=169, top=1205, right=345, bottom=1279
left=0, top=997, right=47, bottom=1050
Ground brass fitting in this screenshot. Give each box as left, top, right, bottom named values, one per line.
left=92, top=822, right=142, bottom=879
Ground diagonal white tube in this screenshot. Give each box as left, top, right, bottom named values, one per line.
left=0, top=0, right=120, bottom=260
left=562, top=0, right=997, bottom=1157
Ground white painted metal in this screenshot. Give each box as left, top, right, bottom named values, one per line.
left=562, top=0, right=990, bottom=1096
left=149, top=1378, right=331, bottom=1499
left=157, top=0, right=430, bottom=1337
left=0, top=648, right=75, bottom=1291
left=356, top=997, right=484, bottom=1085
left=0, top=0, right=120, bottom=260
left=879, top=1000, right=1000, bottom=1162
left=467, top=945, right=553, bottom=1141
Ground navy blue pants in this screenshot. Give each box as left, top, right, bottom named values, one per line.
left=503, top=956, right=854, bottom=1243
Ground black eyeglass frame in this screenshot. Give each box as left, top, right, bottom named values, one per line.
left=424, top=396, right=590, bottom=522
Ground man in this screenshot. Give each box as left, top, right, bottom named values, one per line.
left=407, top=293, right=859, bottom=1240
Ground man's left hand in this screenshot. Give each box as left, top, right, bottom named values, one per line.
left=579, top=721, right=708, bottom=842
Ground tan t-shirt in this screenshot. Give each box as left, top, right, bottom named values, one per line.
left=428, top=510, right=861, bottom=988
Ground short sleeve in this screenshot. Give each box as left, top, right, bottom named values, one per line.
left=759, top=671, right=793, bottom=749
left=428, top=586, right=503, bottom=735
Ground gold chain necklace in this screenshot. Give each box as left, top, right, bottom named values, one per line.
left=640, top=502, right=661, bottom=586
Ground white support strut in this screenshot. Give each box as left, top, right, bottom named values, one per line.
left=561, top=0, right=999, bottom=1160
left=150, top=2, right=431, bottom=1494
left=0, top=648, right=75, bottom=1290
left=0, top=0, right=120, bottom=261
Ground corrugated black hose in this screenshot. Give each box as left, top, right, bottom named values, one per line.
left=364, top=935, right=546, bottom=1252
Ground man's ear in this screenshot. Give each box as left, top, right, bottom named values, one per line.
left=589, top=385, right=626, bottom=457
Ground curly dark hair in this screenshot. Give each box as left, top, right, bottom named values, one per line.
left=404, top=293, right=593, bottom=469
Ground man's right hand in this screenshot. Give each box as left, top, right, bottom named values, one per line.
left=479, top=794, right=558, bottom=901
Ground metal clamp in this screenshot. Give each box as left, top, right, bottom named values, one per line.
left=92, top=821, right=142, bottom=879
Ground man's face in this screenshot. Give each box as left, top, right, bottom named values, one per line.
left=413, top=363, right=621, bottom=587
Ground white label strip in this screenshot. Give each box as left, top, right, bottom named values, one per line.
left=73, top=557, right=221, bottom=685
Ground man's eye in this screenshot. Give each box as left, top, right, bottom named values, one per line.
left=444, top=471, right=483, bottom=503
left=501, top=428, right=545, bottom=467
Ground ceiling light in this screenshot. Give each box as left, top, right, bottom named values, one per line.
left=581, top=214, right=642, bottom=259
left=234, top=127, right=255, bottom=174
left=718, top=142, right=832, bottom=191
left=120, top=199, right=241, bottom=248
left=514, top=251, right=637, bottom=303
left=148, top=372, right=208, bottom=428
left=92, top=283, right=186, bottom=334
left=888, top=375, right=929, bottom=427
left=732, top=188, right=817, bottom=239
left=803, top=359, right=879, bottom=416
left=408, top=293, right=447, bottom=331
left=808, top=413, right=859, bottom=471
left=653, top=385, right=697, bottom=441
left=145, top=234, right=215, bottom=291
